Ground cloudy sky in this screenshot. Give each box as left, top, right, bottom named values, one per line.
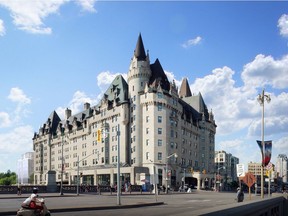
left=0, top=1, right=287, bottom=173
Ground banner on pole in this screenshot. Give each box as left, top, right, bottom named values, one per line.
left=256, top=140, right=272, bottom=166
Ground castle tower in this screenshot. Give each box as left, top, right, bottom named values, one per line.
left=128, top=34, right=152, bottom=166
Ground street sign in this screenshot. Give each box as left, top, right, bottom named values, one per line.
left=266, top=162, right=273, bottom=171
left=242, top=172, right=256, bottom=188
left=236, top=164, right=245, bottom=177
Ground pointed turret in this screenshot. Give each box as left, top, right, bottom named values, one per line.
left=134, top=33, right=146, bottom=60
left=179, top=78, right=192, bottom=98
left=149, top=58, right=170, bottom=92
left=47, top=111, right=61, bottom=132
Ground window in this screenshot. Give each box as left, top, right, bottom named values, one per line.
left=158, top=116, right=162, bottom=123
left=146, top=116, right=149, bottom=123
left=171, top=130, right=174, bottom=138
left=158, top=128, right=162, bottom=134
left=158, top=103, right=162, bottom=111
left=157, top=92, right=163, bottom=98
left=158, top=139, right=162, bottom=146
left=158, top=152, right=162, bottom=160
left=146, top=152, right=149, bottom=160
left=146, top=128, right=149, bottom=134
left=146, top=139, right=149, bottom=146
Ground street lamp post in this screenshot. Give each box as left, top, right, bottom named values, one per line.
left=216, top=166, right=225, bottom=192
left=257, top=89, right=271, bottom=199
left=166, top=153, right=177, bottom=194
left=116, top=124, right=121, bottom=205
left=60, top=127, right=64, bottom=196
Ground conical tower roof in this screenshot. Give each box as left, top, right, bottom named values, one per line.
left=134, top=33, right=146, bottom=60
left=179, top=78, right=192, bottom=98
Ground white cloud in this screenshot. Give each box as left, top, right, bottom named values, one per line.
left=165, top=70, right=182, bottom=87
left=0, top=125, right=34, bottom=154
left=0, top=112, right=11, bottom=128
left=0, top=0, right=97, bottom=34
left=56, top=90, right=98, bottom=119
left=182, top=36, right=202, bottom=48
left=8, top=87, right=31, bottom=104
left=242, top=54, right=288, bottom=89
left=97, top=71, right=127, bottom=92
left=0, top=19, right=5, bottom=36
left=248, top=92, right=288, bottom=137
left=189, top=66, right=255, bottom=135
left=76, top=0, right=97, bottom=12
left=278, top=14, right=288, bottom=37
left=6, top=87, right=31, bottom=124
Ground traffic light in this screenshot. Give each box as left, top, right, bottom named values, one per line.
left=97, top=129, right=101, bottom=142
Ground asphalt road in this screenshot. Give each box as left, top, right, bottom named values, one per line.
left=51, top=191, right=263, bottom=216
left=0, top=190, right=270, bottom=216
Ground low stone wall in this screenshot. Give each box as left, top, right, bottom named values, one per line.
left=194, top=194, right=288, bottom=216
left=0, top=186, right=47, bottom=194
left=0, top=184, right=144, bottom=195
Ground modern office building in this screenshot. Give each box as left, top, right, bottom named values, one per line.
left=276, top=154, right=288, bottom=183
left=32, top=34, right=216, bottom=190
left=17, top=152, right=34, bottom=184
left=214, top=150, right=239, bottom=190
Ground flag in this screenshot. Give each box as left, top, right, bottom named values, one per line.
left=256, top=140, right=272, bottom=166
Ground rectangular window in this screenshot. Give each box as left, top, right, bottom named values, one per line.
left=158, top=116, right=162, bottom=123
left=146, top=116, right=149, bottom=123
left=158, top=103, right=162, bottom=111
left=158, top=139, right=162, bottom=146
left=146, top=152, right=149, bottom=160
left=158, top=152, right=162, bottom=160
left=146, top=128, right=149, bottom=134
left=158, top=128, right=162, bottom=134
left=157, top=92, right=163, bottom=98
left=146, top=139, right=149, bottom=146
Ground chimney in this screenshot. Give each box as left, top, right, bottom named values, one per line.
left=65, top=108, right=72, bottom=119
left=84, top=102, right=90, bottom=110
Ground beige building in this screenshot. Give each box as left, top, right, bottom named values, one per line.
left=248, top=162, right=276, bottom=185
left=33, top=34, right=216, bottom=190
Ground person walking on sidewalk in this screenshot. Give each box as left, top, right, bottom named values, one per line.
left=236, top=187, right=244, bottom=202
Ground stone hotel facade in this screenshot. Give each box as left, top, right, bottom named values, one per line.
left=33, top=34, right=216, bottom=189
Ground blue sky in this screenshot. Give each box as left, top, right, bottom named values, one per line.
left=0, top=1, right=288, bottom=173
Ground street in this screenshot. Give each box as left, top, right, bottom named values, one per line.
left=0, top=190, right=270, bottom=216
left=48, top=191, right=261, bottom=216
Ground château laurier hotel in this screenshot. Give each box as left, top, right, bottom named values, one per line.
left=33, top=34, right=217, bottom=190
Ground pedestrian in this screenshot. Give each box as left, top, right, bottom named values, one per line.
left=236, top=187, right=244, bottom=202
left=17, top=185, right=22, bottom=195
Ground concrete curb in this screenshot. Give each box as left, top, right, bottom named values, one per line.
left=0, top=202, right=165, bottom=215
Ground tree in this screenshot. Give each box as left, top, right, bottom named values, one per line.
left=0, top=170, right=16, bottom=185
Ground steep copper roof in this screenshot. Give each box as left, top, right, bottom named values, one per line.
left=47, top=110, right=61, bottom=133
left=149, top=58, right=170, bottom=92
left=134, top=33, right=146, bottom=60
left=179, top=78, right=192, bottom=98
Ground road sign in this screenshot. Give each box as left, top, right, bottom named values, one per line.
left=236, top=164, right=245, bottom=177
left=266, top=162, right=273, bottom=171
left=242, top=172, right=256, bottom=188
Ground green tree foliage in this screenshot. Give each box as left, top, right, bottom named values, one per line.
left=0, top=170, right=16, bottom=185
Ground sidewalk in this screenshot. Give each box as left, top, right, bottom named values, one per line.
left=0, top=192, right=164, bottom=215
